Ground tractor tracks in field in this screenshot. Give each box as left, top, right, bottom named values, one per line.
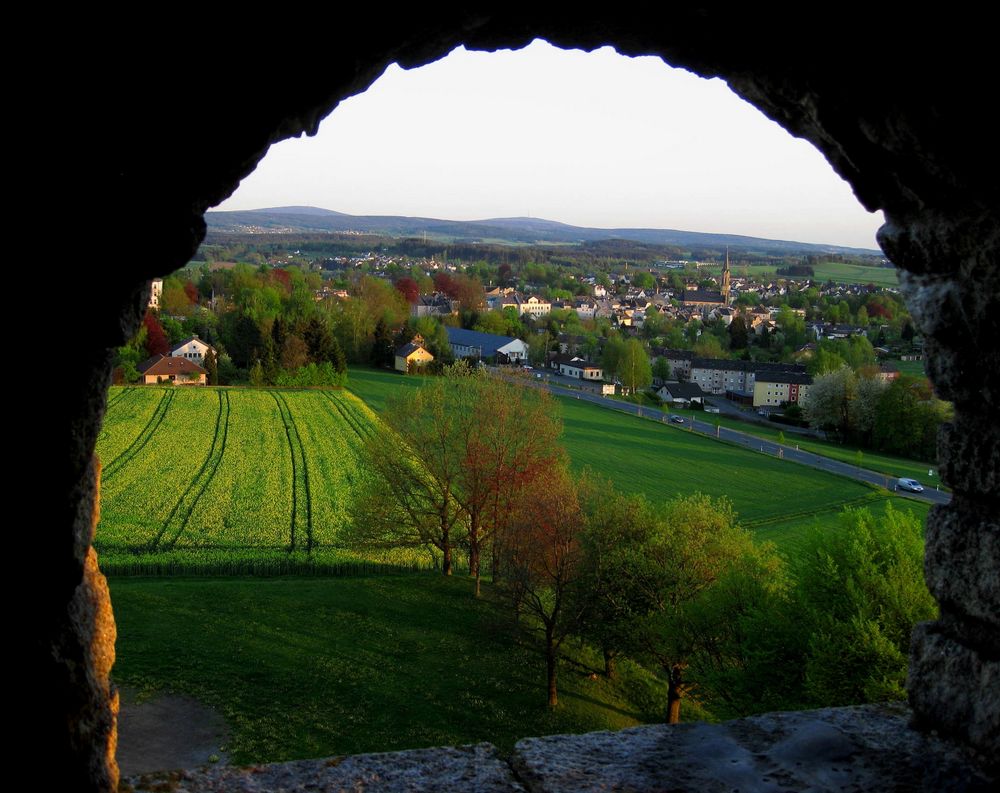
left=103, top=390, right=176, bottom=481
left=154, top=390, right=232, bottom=550
left=273, top=392, right=313, bottom=553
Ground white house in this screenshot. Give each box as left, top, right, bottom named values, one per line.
left=170, top=336, right=216, bottom=366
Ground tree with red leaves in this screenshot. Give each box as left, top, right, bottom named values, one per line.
left=433, top=272, right=456, bottom=296
left=449, top=368, right=564, bottom=596
left=271, top=268, right=292, bottom=293
left=499, top=463, right=585, bottom=707
left=183, top=281, right=199, bottom=305
left=143, top=310, right=169, bottom=357
left=394, top=276, right=420, bottom=304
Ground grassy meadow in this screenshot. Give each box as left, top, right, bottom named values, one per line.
left=348, top=367, right=929, bottom=554
left=112, top=576, right=667, bottom=764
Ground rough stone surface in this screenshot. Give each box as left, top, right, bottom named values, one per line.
left=124, top=743, right=523, bottom=793
left=909, top=624, right=1000, bottom=763
left=924, top=505, right=1000, bottom=633
left=939, top=417, right=1000, bottom=498
left=46, top=12, right=1000, bottom=788
left=511, top=704, right=995, bottom=791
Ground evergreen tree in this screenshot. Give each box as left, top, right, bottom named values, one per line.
left=203, top=348, right=219, bottom=386
left=371, top=318, right=394, bottom=368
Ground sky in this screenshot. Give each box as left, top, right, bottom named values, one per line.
left=216, top=40, right=884, bottom=250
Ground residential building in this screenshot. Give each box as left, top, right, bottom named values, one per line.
left=137, top=354, right=207, bottom=385
left=170, top=336, right=216, bottom=366
left=394, top=340, right=434, bottom=373
left=656, top=381, right=708, bottom=406
left=445, top=327, right=528, bottom=363
left=148, top=278, right=163, bottom=310
left=752, top=372, right=813, bottom=408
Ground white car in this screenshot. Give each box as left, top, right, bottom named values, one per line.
left=897, top=478, right=924, bottom=492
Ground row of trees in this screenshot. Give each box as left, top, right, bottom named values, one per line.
left=802, top=369, right=950, bottom=460
left=347, top=370, right=935, bottom=719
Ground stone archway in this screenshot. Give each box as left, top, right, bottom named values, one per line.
left=53, top=11, right=997, bottom=790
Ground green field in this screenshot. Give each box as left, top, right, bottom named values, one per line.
left=894, top=358, right=927, bottom=377
left=100, top=375, right=931, bottom=570
left=665, top=405, right=940, bottom=486
left=700, top=260, right=897, bottom=286
left=97, top=387, right=425, bottom=574
left=348, top=368, right=930, bottom=554
left=812, top=261, right=898, bottom=286
left=111, top=576, right=667, bottom=763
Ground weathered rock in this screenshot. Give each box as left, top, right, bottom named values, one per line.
left=909, top=623, right=1000, bottom=765
left=939, top=418, right=1000, bottom=498
left=925, top=505, right=1000, bottom=632
left=511, top=704, right=995, bottom=792
left=125, top=743, right=523, bottom=793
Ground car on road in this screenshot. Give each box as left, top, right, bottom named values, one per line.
left=897, top=478, right=924, bottom=492
left=668, top=415, right=685, bottom=424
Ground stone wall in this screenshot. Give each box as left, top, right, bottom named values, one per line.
left=48, top=11, right=997, bottom=790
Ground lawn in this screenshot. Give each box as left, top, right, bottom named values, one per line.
left=666, top=404, right=941, bottom=486
left=111, top=575, right=666, bottom=764
left=348, top=368, right=933, bottom=556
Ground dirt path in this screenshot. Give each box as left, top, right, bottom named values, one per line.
left=116, top=686, right=231, bottom=776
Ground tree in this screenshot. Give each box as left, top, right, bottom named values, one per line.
left=143, top=310, right=169, bottom=357
left=601, top=334, right=626, bottom=380
left=802, top=367, right=856, bottom=440
left=728, top=315, right=749, bottom=350
left=498, top=463, right=584, bottom=707
left=280, top=334, right=310, bottom=372
left=448, top=370, right=564, bottom=596
left=346, top=377, right=466, bottom=575
left=394, top=276, right=419, bottom=304
left=573, top=481, right=660, bottom=678
left=652, top=356, right=672, bottom=384
left=630, top=494, right=755, bottom=723
left=370, top=318, right=394, bottom=368
left=617, top=338, right=652, bottom=395
left=203, top=347, right=219, bottom=386
left=789, top=505, right=936, bottom=706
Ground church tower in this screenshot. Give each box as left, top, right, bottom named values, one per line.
left=721, top=247, right=732, bottom=304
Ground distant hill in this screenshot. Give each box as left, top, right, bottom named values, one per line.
left=206, top=206, right=881, bottom=256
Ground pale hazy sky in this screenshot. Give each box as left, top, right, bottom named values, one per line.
left=217, top=40, right=884, bottom=250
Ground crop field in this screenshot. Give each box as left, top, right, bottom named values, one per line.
left=96, top=387, right=426, bottom=574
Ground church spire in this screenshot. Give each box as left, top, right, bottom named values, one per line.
left=721, top=247, right=732, bottom=304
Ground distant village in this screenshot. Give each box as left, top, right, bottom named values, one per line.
left=136, top=244, right=919, bottom=423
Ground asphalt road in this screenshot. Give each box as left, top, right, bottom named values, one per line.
left=513, top=371, right=950, bottom=507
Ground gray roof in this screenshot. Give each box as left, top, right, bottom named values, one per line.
left=395, top=342, right=431, bottom=358
left=446, top=327, right=522, bottom=358
left=658, top=381, right=708, bottom=399
left=755, top=371, right=814, bottom=385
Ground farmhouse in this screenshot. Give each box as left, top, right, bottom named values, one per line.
left=169, top=336, right=216, bottom=365
left=137, top=354, right=207, bottom=385
left=445, top=326, right=528, bottom=363
left=394, top=339, right=434, bottom=373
